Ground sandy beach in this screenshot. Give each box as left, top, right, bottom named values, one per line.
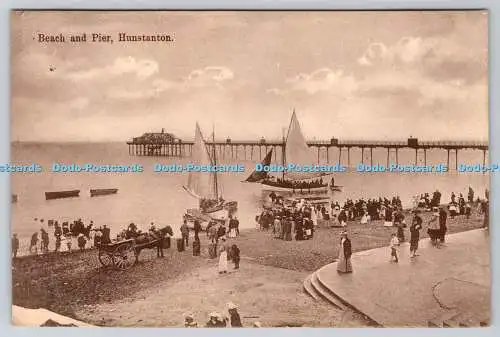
left=12, top=209, right=485, bottom=327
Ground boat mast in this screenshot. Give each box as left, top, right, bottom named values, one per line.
left=282, top=108, right=295, bottom=181
left=212, top=124, right=219, bottom=200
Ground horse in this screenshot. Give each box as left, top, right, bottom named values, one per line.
left=125, top=225, right=174, bottom=258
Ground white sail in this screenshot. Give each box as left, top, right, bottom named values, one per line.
left=284, top=111, right=324, bottom=181
left=183, top=123, right=217, bottom=200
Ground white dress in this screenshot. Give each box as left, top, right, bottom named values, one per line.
left=218, top=247, right=228, bottom=272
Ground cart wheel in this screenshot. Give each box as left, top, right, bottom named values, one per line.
left=98, top=250, right=113, bottom=267
left=112, top=243, right=137, bottom=270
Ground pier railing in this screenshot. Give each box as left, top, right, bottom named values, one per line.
left=126, top=138, right=489, bottom=169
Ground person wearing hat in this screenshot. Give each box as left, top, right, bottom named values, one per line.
left=409, top=209, right=423, bottom=258
left=184, top=313, right=197, bottom=327
left=438, top=207, right=448, bottom=244
left=218, top=237, right=228, bottom=274
left=227, top=302, right=242, bottom=327
left=337, top=231, right=352, bottom=273
left=205, top=312, right=226, bottom=327
left=77, top=233, right=86, bottom=251
left=427, top=208, right=440, bottom=245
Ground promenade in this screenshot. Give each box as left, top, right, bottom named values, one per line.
left=306, top=229, right=490, bottom=327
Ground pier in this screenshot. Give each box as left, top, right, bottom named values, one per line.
left=127, top=135, right=488, bottom=170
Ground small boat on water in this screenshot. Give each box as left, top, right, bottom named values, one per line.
left=243, top=149, right=273, bottom=183
left=12, top=194, right=18, bottom=203
left=90, top=188, right=118, bottom=197
left=45, top=190, right=80, bottom=200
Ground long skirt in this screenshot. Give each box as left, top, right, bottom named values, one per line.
left=228, top=228, right=237, bottom=238
left=337, top=255, right=352, bottom=273
left=218, top=251, right=228, bottom=272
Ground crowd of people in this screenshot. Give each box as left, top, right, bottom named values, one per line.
left=263, top=177, right=327, bottom=189
left=257, top=198, right=317, bottom=241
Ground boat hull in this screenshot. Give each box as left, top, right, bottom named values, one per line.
left=261, top=183, right=329, bottom=194
left=45, top=190, right=80, bottom=200
left=185, top=201, right=238, bottom=224
left=90, top=188, right=118, bottom=197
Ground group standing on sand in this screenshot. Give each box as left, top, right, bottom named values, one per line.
left=184, top=302, right=260, bottom=328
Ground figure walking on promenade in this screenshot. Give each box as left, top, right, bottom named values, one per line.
left=337, top=231, right=352, bottom=273
left=390, top=233, right=400, bottom=263
left=409, top=210, right=423, bottom=258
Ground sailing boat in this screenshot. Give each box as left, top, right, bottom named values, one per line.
left=261, top=110, right=341, bottom=194
left=243, top=149, right=273, bottom=183
left=183, top=123, right=237, bottom=222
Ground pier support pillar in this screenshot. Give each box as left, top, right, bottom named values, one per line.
left=370, top=148, right=373, bottom=166
left=361, top=147, right=364, bottom=165
left=395, top=148, right=398, bottom=165
left=347, top=148, right=350, bottom=168
left=447, top=149, right=450, bottom=168
left=317, top=147, right=320, bottom=164
left=415, top=148, right=418, bottom=165
left=338, top=148, right=341, bottom=165
left=483, top=150, right=486, bottom=167
left=386, top=148, right=390, bottom=166
left=424, top=149, right=427, bottom=166
left=326, top=147, right=329, bottom=164
left=250, top=146, right=253, bottom=160
left=456, top=149, right=459, bottom=171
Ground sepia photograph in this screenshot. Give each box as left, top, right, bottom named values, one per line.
left=10, top=10, right=489, bottom=327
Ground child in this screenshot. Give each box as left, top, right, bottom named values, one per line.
left=390, top=233, right=400, bottom=263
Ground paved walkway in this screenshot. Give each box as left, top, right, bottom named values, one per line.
left=315, top=229, right=490, bottom=327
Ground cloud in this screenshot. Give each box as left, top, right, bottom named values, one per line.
left=268, top=67, right=358, bottom=96
left=105, top=67, right=234, bottom=100
left=183, top=66, right=234, bottom=88
left=61, top=56, right=159, bottom=81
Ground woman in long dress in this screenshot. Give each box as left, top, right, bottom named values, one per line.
left=218, top=238, right=228, bottom=274
left=337, top=231, right=352, bottom=273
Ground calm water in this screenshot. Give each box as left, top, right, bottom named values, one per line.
left=11, top=142, right=489, bottom=254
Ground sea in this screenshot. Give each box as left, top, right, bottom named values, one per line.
left=11, top=142, right=489, bottom=255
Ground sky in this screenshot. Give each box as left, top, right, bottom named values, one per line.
left=11, top=10, right=488, bottom=142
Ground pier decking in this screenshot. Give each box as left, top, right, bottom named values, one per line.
left=126, top=137, right=488, bottom=170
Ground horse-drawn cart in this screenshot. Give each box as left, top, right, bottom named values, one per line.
left=97, top=237, right=162, bottom=270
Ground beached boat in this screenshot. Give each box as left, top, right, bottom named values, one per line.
left=183, top=123, right=238, bottom=222
left=261, top=110, right=341, bottom=194
left=90, top=188, right=118, bottom=197
left=45, top=190, right=80, bottom=200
